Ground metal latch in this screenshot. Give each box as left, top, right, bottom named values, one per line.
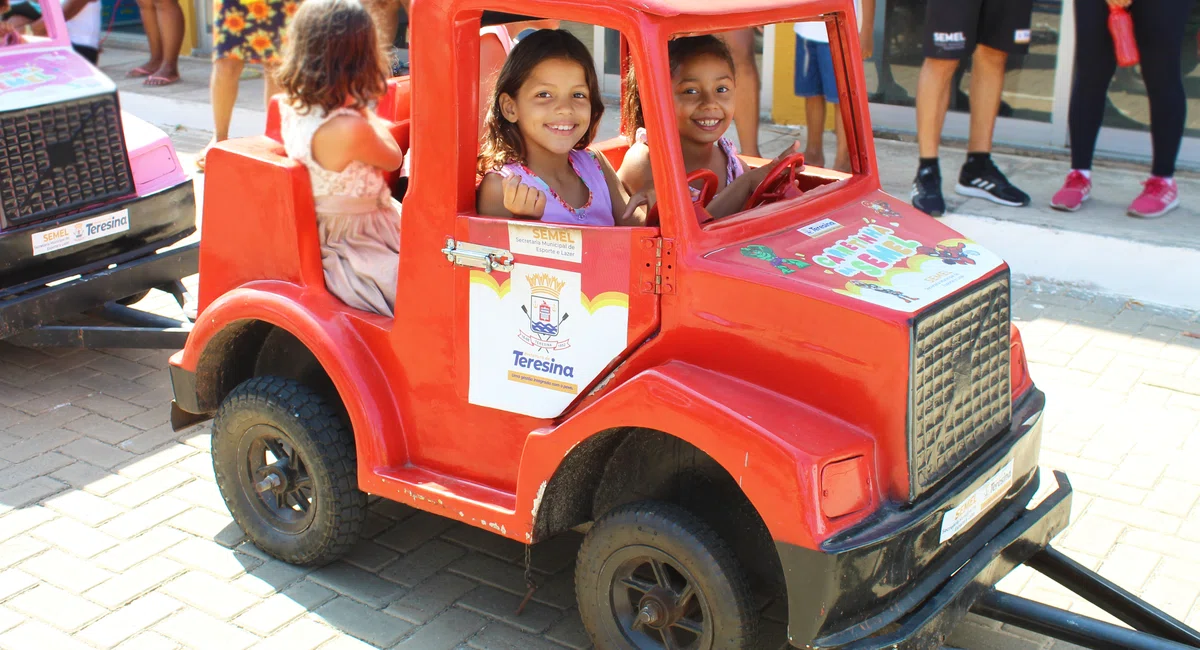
left=441, top=238, right=514, bottom=273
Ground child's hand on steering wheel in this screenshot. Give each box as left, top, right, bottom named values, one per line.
left=502, top=175, right=547, bottom=218
left=744, top=141, right=802, bottom=187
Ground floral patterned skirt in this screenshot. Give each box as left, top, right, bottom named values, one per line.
left=213, top=0, right=298, bottom=64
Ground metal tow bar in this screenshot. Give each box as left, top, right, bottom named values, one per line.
left=973, top=546, right=1200, bottom=650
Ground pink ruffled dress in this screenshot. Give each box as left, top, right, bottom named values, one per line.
left=281, top=103, right=402, bottom=317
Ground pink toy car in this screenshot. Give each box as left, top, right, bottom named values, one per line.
left=0, top=0, right=196, bottom=348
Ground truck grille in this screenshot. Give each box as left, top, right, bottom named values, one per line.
left=0, top=93, right=134, bottom=229
left=909, top=273, right=1011, bottom=499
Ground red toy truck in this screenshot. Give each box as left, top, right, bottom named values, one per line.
left=168, top=1, right=1200, bottom=648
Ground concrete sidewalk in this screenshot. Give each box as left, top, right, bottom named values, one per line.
left=99, top=44, right=1200, bottom=310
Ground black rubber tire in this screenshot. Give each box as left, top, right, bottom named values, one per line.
left=116, top=290, right=151, bottom=306
left=212, top=376, right=366, bottom=566
left=576, top=501, right=759, bottom=650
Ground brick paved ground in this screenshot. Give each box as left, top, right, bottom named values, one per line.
left=1, top=279, right=1199, bottom=649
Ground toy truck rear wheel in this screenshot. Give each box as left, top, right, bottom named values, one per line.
left=575, top=501, right=759, bottom=650
left=211, top=376, right=367, bottom=566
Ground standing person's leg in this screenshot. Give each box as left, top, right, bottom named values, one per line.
left=264, top=64, right=282, bottom=105
left=794, top=35, right=827, bottom=166
left=814, top=38, right=850, bottom=171
left=144, top=0, right=184, bottom=85
left=912, top=0, right=978, bottom=215
left=1127, top=0, right=1194, bottom=217
left=197, top=56, right=243, bottom=170
left=363, top=0, right=403, bottom=50
left=803, top=97, right=826, bottom=167
left=718, top=28, right=762, bottom=157
left=129, top=0, right=162, bottom=77
left=952, top=0, right=1032, bottom=207
left=964, top=46, right=1006, bottom=154
left=1051, top=0, right=1114, bottom=211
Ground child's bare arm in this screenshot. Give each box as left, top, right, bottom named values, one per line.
left=616, top=143, right=653, bottom=196
left=312, top=112, right=404, bottom=173
left=597, top=152, right=649, bottom=227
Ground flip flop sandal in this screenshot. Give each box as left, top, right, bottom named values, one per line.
left=144, top=74, right=180, bottom=87
left=127, top=65, right=155, bottom=78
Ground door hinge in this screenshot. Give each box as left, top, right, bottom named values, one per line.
left=441, top=238, right=514, bottom=273
left=638, top=238, right=675, bottom=294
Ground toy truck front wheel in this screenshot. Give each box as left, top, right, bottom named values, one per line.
left=575, top=501, right=760, bottom=649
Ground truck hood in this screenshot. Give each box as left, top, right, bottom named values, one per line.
left=0, top=47, right=114, bottom=112
left=705, top=192, right=1007, bottom=313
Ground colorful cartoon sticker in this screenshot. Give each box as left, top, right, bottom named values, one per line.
left=850, top=280, right=917, bottom=304
left=0, top=65, right=53, bottom=89
left=862, top=200, right=902, bottom=219
left=915, top=242, right=978, bottom=266
left=832, top=238, right=1005, bottom=312
left=812, top=224, right=921, bottom=279
left=740, top=245, right=810, bottom=275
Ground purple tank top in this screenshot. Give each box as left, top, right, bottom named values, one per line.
left=498, top=149, right=614, bottom=226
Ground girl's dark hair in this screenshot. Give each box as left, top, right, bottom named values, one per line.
left=275, top=0, right=388, bottom=115
left=478, top=29, right=605, bottom=174
left=621, top=35, right=736, bottom=138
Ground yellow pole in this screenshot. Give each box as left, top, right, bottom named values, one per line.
left=178, top=0, right=197, bottom=56
left=770, top=24, right=835, bottom=132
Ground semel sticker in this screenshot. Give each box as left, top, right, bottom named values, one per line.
left=32, top=209, right=130, bottom=256
left=508, top=223, right=582, bottom=263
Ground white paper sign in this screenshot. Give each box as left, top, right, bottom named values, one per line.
left=468, top=263, right=628, bottom=418
left=835, top=239, right=1005, bottom=313
left=32, top=209, right=130, bottom=256
left=507, top=223, right=583, bottom=263
left=798, top=218, right=842, bottom=238
left=939, top=460, right=1014, bottom=543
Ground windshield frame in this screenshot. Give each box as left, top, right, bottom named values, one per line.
left=638, top=1, right=880, bottom=251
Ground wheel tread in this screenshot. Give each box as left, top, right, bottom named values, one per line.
left=212, top=376, right=366, bottom=566
left=575, top=500, right=759, bottom=649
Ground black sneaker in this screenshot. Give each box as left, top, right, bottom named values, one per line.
left=956, top=160, right=1031, bottom=207
left=911, top=165, right=946, bottom=216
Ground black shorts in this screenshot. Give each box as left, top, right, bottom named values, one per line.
left=73, top=44, right=99, bottom=64
left=2, top=1, right=41, bottom=21
left=923, top=0, right=1034, bottom=59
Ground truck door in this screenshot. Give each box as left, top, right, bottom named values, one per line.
left=450, top=217, right=661, bottom=418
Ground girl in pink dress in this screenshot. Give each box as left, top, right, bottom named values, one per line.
left=275, top=0, right=403, bottom=317
left=476, top=29, right=649, bottom=226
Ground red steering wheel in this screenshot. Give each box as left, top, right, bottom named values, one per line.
left=743, top=152, right=806, bottom=211
left=645, top=168, right=720, bottom=227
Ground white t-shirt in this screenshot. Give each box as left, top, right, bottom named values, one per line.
left=66, top=0, right=101, bottom=49
left=794, top=0, right=862, bottom=44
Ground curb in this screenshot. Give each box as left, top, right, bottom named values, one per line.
left=944, top=213, right=1200, bottom=312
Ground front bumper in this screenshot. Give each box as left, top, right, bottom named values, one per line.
left=0, top=179, right=195, bottom=290
left=778, top=387, right=1073, bottom=649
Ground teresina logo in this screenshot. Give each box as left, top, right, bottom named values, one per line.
left=85, top=213, right=129, bottom=236
left=511, top=351, right=574, bottom=378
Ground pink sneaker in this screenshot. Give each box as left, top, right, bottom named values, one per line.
left=1128, top=177, right=1180, bottom=218
left=1050, top=171, right=1091, bottom=211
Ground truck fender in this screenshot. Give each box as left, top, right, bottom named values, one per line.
left=176, top=281, right=404, bottom=471
left=519, top=361, right=878, bottom=549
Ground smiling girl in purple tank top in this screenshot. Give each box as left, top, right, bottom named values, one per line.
left=475, top=29, right=651, bottom=226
